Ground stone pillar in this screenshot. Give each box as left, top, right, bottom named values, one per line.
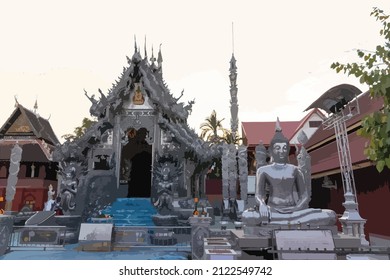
left=113, top=115, right=122, bottom=188
left=188, top=216, right=212, bottom=260
left=0, top=215, right=14, bottom=256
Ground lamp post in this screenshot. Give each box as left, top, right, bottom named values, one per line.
left=307, top=84, right=368, bottom=245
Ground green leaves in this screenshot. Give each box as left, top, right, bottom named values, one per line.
left=61, top=117, right=97, bottom=142
left=332, top=8, right=390, bottom=173
left=376, top=160, right=385, bottom=172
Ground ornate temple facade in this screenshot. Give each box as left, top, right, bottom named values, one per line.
left=0, top=103, right=59, bottom=212
left=53, top=45, right=223, bottom=219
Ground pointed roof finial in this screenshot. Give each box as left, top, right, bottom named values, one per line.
left=34, top=98, right=38, bottom=114
left=144, top=35, right=148, bottom=59
left=150, top=45, right=156, bottom=66
left=14, top=95, right=19, bottom=107
left=157, top=43, right=163, bottom=67
left=232, top=22, right=235, bottom=55
left=134, top=35, right=137, bottom=53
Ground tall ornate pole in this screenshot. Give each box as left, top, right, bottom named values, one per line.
left=229, top=53, right=239, bottom=140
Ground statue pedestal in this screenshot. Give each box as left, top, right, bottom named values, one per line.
left=0, top=215, right=14, bottom=256
left=339, top=192, right=369, bottom=246
left=188, top=216, right=212, bottom=260
left=152, top=214, right=178, bottom=226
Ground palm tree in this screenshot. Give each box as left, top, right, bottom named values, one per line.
left=200, top=110, right=227, bottom=142
left=223, top=130, right=242, bottom=145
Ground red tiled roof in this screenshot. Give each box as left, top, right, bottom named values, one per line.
left=241, top=121, right=301, bottom=147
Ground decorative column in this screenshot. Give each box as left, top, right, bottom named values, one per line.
left=228, top=144, right=237, bottom=200
left=238, top=145, right=248, bottom=201
left=5, top=143, right=23, bottom=211
left=229, top=54, right=239, bottom=140
left=221, top=144, right=229, bottom=200
left=188, top=216, right=212, bottom=260
left=113, top=115, right=122, bottom=188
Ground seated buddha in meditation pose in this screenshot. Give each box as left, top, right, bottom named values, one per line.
left=254, top=121, right=336, bottom=226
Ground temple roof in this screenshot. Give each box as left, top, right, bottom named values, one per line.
left=85, top=48, right=194, bottom=124
left=241, top=121, right=301, bottom=148
left=0, top=104, right=59, bottom=145
left=0, top=139, right=54, bottom=162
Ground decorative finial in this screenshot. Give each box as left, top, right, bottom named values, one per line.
left=34, top=98, right=38, bottom=114
left=14, top=95, right=19, bottom=107
left=275, top=117, right=282, bottom=132
left=150, top=45, right=156, bottom=65
left=134, top=35, right=137, bottom=53
left=232, top=22, right=235, bottom=55
left=144, top=35, right=147, bottom=59
left=157, top=43, right=163, bottom=66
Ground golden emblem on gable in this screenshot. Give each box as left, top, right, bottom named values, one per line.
left=7, top=114, right=32, bottom=133
left=132, top=85, right=145, bottom=105
left=15, top=125, right=31, bottom=132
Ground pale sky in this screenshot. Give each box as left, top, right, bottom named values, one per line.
left=0, top=0, right=389, bottom=142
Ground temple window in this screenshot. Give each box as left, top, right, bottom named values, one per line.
left=94, top=155, right=110, bottom=170
left=0, top=165, right=7, bottom=178
left=309, top=121, right=322, bottom=128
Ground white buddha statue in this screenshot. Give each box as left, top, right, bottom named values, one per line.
left=244, top=121, right=336, bottom=227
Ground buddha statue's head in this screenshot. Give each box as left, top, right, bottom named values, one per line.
left=270, top=118, right=290, bottom=164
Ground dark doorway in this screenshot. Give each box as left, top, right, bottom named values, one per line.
left=127, top=151, right=152, bottom=197
left=120, top=127, right=152, bottom=198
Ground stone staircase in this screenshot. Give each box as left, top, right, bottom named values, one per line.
left=102, top=198, right=157, bottom=226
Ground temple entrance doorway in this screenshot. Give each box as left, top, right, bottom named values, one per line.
left=120, top=127, right=152, bottom=198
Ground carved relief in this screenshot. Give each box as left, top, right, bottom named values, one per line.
left=132, top=84, right=145, bottom=105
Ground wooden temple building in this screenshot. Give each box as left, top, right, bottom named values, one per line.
left=0, top=103, right=59, bottom=212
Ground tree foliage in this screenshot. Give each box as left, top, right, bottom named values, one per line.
left=200, top=110, right=242, bottom=145
left=331, top=7, right=390, bottom=172
left=200, top=110, right=227, bottom=142
left=62, top=117, right=97, bottom=142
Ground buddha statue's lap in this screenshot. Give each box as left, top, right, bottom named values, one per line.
left=268, top=208, right=336, bottom=226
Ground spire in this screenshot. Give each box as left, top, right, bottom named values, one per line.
left=229, top=24, right=239, bottom=141
left=144, top=35, right=148, bottom=59
left=134, top=35, right=138, bottom=53
left=150, top=45, right=156, bottom=67
left=14, top=95, right=19, bottom=107
left=34, top=98, right=38, bottom=114
left=157, top=44, right=163, bottom=67
left=230, top=22, right=237, bottom=72
left=232, top=22, right=235, bottom=55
